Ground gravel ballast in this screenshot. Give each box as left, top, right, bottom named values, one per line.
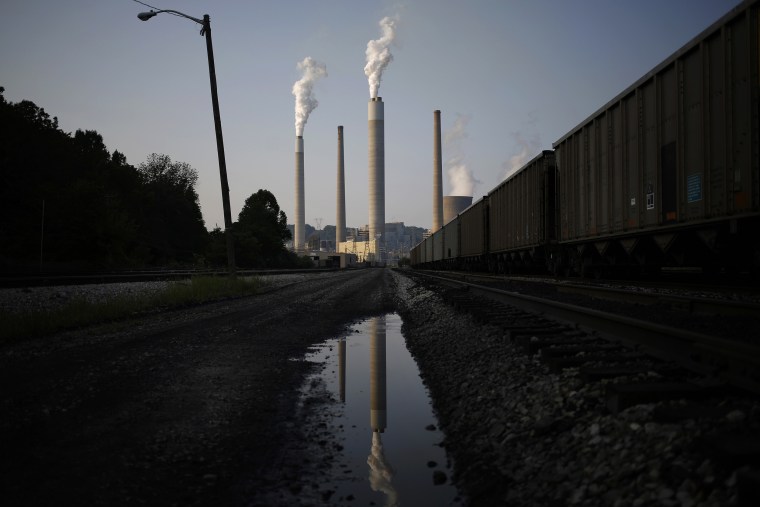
left=1, top=268, right=756, bottom=506
left=392, top=271, right=758, bottom=506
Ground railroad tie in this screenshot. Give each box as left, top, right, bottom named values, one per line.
left=605, top=381, right=725, bottom=414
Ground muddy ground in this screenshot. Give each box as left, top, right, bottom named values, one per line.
left=3, top=268, right=755, bottom=506
left=1, top=269, right=396, bottom=506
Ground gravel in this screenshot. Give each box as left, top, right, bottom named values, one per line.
left=0, top=272, right=335, bottom=315
left=391, top=270, right=759, bottom=506
left=476, top=277, right=760, bottom=345
left=0, top=281, right=171, bottom=314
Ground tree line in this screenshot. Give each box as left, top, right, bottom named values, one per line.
left=0, top=87, right=302, bottom=273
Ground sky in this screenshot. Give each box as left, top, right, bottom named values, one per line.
left=2, top=0, right=744, bottom=232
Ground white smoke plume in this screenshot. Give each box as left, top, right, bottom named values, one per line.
left=444, top=114, right=481, bottom=196
left=292, top=57, right=327, bottom=137
left=502, top=131, right=542, bottom=180
left=364, top=16, right=398, bottom=98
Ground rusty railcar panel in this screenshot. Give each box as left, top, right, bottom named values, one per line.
left=708, top=28, right=728, bottom=217
left=488, top=151, right=555, bottom=254
left=410, top=243, right=420, bottom=265
left=432, top=228, right=445, bottom=262
left=624, top=93, right=640, bottom=230
left=460, top=198, right=487, bottom=258
left=424, top=234, right=433, bottom=264
left=443, top=217, right=459, bottom=260
left=642, top=79, right=659, bottom=229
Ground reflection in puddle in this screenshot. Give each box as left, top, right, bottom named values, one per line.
left=304, top=313, right=460, bottom=506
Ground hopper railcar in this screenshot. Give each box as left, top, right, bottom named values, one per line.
left=411, top=0, right=759, bottom=277
left=552, top=0, right=760, bottom=276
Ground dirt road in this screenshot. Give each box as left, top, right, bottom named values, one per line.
left=1, top=269, right=395, bottom=506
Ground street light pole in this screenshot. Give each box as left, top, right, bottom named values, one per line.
left=138, top=9, right=236, bottom=277
left=200, top=15, right=236, bottom=277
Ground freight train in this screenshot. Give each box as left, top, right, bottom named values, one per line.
left=411, top=0, right=760, bottom=277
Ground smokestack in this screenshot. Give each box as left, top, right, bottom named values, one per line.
left=292, top=57, right=326, bottom=254
left=443, top=195, right=473, bottom=224
left=294, top=136, right=305, bottom=252
left=433, top=110, right=443, bottom=232
left=368, top=97, right=385, bottom=253
left=336, top=126, right=346, bottom=245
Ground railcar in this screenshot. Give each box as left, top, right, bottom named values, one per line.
left=458, top=197, right=488, bottom=270
left=442, top=215, right=460, bottom=267
left=423, top=230, right=433, bottom=265
left=411, top=0, right=758, bottom=276
left=432, top=226, right=445, bottom=265
left=487, top=150, right=558, bottom=273
left=553, top=0, right=759, bottom=276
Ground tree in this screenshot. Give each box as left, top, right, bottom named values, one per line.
left=234, top=190, right=291, bottom=267
left=135, top=154, right=208, bottom=264
left=0, top=89, right=209, bottom=271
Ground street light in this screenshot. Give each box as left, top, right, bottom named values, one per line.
left=137, top=9, right=237, bottom=277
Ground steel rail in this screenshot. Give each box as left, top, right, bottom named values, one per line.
left=422, top=269, right=760, bottom=317
left=411, top=270, right=760, bottom=394
left=556, top=283, right=760, bottom=318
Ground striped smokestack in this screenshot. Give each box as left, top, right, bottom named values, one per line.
left=294, top=136, right=305, bottom=252
left=336, top=126, right=346, bottom=245
left=433, top=110, right=443, bottom=232
left=368, top=97, right=385, bottom=253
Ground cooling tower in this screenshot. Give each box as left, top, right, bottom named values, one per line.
left=336, top=126, right=346, bottom=245
left=368, top=98, right=385, bottom=253
left=443, top=195, right=473, bottom=224
left=294, top=136, right=305, bottom=252
left=433, top=110, right=443, bottom=232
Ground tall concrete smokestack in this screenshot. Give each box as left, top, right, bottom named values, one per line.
left=368, top=97, right=385, bottom=253
left=433, top=110, right=443, bottom=232
left=294, top=136, right=305, bottom=252
left=336, top=126, right=346, bottom=246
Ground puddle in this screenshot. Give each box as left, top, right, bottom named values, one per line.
left=300, top=313, right=461, bottom=506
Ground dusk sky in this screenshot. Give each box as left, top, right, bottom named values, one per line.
left=2, top=0, right=743, bottom=232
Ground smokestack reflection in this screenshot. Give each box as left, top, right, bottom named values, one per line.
left=369, top=315, right=386, bottom=432
left=338, top=338, right=346, bottom=403
left=367, top=315, right=396, bottom=505
left=368, top=431, right=398, bottom=506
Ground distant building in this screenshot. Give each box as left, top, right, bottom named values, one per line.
left=291, top=221, right=426, bottom=264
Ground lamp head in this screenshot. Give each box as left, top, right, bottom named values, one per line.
left=137, top=11, right=157, bottom=21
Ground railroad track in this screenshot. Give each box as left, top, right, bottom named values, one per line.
left=405, top=270, right=760, bottom=401
left=424, top=270, right=760, bottom=317
left=0, top=267, right=338, bottom=288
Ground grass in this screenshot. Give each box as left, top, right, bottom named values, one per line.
left=0, top=276, right=263, bottom=344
